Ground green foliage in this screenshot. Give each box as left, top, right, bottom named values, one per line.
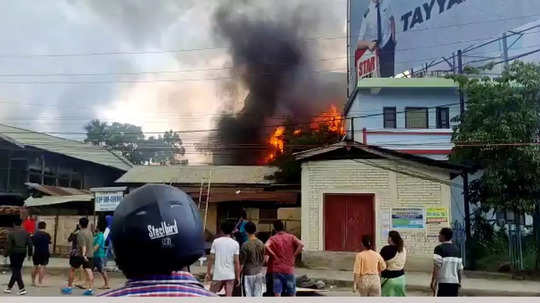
left=84, top=120, right=186, bottom=165
left=450, top=61, right=540, bottom=214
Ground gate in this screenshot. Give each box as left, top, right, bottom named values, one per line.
left=508, top=223, right=524, bottom=271
left=452, top=220, right=467, bottom=268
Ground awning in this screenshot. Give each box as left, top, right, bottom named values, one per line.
left=24, top=183, right=90, bottom=196
left=24, top=194, right=93, bottom=207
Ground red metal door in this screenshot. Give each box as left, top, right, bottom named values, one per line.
left=324, top=194, right=374, bottom=252
left=324, top=195, right=347, bottom=251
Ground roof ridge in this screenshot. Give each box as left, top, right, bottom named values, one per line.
left=0, top=122, right=132, bottom=170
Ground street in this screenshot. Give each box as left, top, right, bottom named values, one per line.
left=0, top=268, right=430, bottom=297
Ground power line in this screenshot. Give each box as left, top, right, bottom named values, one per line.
left=0, top=102, right=463, bottom=135
left=0, top=35, right=347, bottom=59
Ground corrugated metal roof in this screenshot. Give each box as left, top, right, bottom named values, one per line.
left=294, top=141, right=466, bottom=174
left=116, top=165, right=279, bottom=184
left=0, top=123, right=132, bottom=171
left=24, top=194, right=93, bottom=207
left=25, top=183, right=90, bottom=196
left=357, top=78, right=458, bottom=88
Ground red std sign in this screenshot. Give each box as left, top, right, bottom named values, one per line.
left=355, top=48, right=379, bottom=79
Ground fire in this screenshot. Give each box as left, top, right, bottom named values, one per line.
left=266, top=126, right=285, bottom=162
left=264, top=104, right=344, bottom=164
left=310, top=105, right=345, bottom=135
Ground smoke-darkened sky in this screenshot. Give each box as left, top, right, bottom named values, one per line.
left=0, top=0, right=346, bottom=163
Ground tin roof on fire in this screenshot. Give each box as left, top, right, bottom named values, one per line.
left=115, top=165, right=279, bottom=185
left=0, top=123, right=132, bottom=171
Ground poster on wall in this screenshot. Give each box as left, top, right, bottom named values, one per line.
left=391, top=207, right=424, bottom=229
left=348, top=0, right=540, bottom=94
left=380, top=208, right=392, bottom=239
left=426, top=207, right=449, bottom=224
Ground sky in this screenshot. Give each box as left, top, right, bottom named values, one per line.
left=0, top=0, right=347, bottom=164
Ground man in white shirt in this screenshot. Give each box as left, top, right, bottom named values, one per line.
left=205, top=221, right=240, bottom=297
left=356, top=0, right=396, bottom=77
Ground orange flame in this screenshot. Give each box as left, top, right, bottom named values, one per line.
left=264, top=104, right=344, bottom=164
left=310, top=104, right=345, bottom=135
left=265, top=126, right=285, bottom=162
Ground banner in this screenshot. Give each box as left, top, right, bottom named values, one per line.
left=426, top=207, right=449, bottom=224
left=392, top=207, right=424, bottom=229
left=95, top=191, right=124, bottom=212
left=348, top=0, right=540, bottom=93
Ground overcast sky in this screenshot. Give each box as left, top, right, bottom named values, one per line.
left=0, top=0, right=346, bottom=163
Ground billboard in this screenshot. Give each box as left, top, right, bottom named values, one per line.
left=348, top=0, right=540, bottom=93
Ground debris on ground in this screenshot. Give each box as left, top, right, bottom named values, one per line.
left=296, top=274, right=326, bottom=289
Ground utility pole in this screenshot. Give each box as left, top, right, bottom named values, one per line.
left=502, top=32, right=509, bottom=69
left=457, top=48, right=473, bottom=269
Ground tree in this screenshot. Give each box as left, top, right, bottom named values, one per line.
left=84, top=120, right=187, bottom=165
left=450, top=61, right=540, bottom=269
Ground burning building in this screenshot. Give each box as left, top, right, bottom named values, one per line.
left=208, top=2, right=346, bottom=165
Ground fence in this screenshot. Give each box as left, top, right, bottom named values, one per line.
left=452, top=220, right=467, bottom=268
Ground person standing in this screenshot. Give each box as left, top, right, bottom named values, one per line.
left=353, top=235, right=386, bottom=297
left=22, top=215, right=36, bottom=236
left=67, top=224, right=85, bottom=289
left=31, top=222, right=51, bottom=287
left=239, top=221, right=265, bottom=297
left=431, top=228, right=463, bottom=297
left=62, top=217, right=95, bottom=296
left=3, top=218, right=32, bottom=296
left=356, top=0, right=396, bottom=77
left=103, top=215, right=115, bottom=270
left=380, top=231, right=406, bottom=296
left=93, top=224, right=110, bottom=290
left=234, top=210, right=248, bottom=247
left=265, top=220, right=304, bottom=297
left=206, top=221, right=241, bottom=297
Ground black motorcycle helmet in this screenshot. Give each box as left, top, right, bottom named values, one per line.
left=110, top=184, right=205, bottom=278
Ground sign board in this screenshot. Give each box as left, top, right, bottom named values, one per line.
left=392, top=207, right=424, bottom=229
left=426, top=207, right=449, bottom=224
left=94, top=191, right=124, bottom=212
left=348, top=0, right=540, bottom=94
left=356, top=48, right=379, bottom=79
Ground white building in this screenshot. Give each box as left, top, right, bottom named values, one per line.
left=344, top=78, right=460, bottom=160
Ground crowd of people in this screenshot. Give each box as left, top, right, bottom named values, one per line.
left=3, top=215, right=113, bottom=296
left=3, top=184, right=464, bottom=297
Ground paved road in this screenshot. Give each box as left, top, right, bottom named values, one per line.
left=0, top=269, right=431, bottom=297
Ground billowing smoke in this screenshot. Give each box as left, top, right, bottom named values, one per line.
left=211, top=2, right=345, bottom=164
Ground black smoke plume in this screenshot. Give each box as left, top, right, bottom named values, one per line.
left=211, top=2, right=344, bottom=165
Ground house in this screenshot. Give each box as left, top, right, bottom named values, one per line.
left=0, top=123, right=132, bottom=255
left=115, top=165, right=300, bottom=242
left=344, top=78, right=459, bottom=160
left=295, top=141, right=465, bottom=271
left=0, top=123, right=132, bottom=195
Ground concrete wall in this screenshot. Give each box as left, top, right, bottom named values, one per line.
left=202, top=206, right=301, bottom=239
left=301, top=159, right=453, bottom=271
left=346, top=87, right=459, bottom=159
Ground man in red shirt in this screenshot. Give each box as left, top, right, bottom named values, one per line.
left=22, top=216, right=36, bottom=235
left=265, top=220, right=303, bottom=297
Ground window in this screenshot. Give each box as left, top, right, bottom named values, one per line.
left=436, top=107, right=450, bottom=128
left=383, top=107, right=396, bottom=128
left=259, top=208, right=278, bottom=224
left=405, top=107, right=428, bottom=129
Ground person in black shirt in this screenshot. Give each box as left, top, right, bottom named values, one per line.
left=379, top=231, right=406, bottom=296
left=31, top=222, right=51, bottom=287
left=431, top=228, right=463, bottom=297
